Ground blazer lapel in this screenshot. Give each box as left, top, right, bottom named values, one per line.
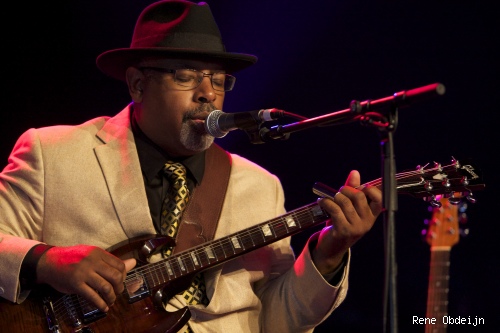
left=94, top=105, right=156, bottom=238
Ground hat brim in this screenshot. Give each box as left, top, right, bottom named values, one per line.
left=96, top=48, right=258, bottom=81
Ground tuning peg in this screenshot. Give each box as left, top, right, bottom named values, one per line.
left=421, top=228, right=430, bottom=242
left=423, top=194, right=442, bottom=208
left=433, top=162, right=442, bottom=171
left=442, top=178, right=452, bottom=189
left=466, top=192, right=476, bottom=203
left=459, top=227, right=470, bottom=237
left=448, top=196, right=462, bottom=205
left=458, top=212, right=468, bottom=224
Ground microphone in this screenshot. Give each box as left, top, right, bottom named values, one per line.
left=204, top=109, right=284, bottom=138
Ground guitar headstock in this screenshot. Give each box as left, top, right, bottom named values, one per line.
left=423, top=194, right=468, bottom=248
left=393, top=157, right=485, bottom=207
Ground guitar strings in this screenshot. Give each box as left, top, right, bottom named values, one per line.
left=126, top=162, right=463, bottom=292
left=47, top=205, right=324, bottom=324
left=124, top=204, right=323, bottom=287
left=48, top=162, right=462, bottom=324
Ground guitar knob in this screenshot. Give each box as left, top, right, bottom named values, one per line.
left=458, top=212, right=468, bottom=224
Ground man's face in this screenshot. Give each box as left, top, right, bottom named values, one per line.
left=129, top=58, right=226, bottom=157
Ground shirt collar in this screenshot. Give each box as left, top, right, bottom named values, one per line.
left=130, top=109, right=205, bottom=185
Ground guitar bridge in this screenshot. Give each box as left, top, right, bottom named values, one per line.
left=42, top=297, right=61, bottom=332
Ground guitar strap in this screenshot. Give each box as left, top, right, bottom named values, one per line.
left=172, top=143, right=232, bottom=254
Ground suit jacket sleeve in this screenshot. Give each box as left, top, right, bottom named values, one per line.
left=0, top=128, right=47, bottom=302
left=253, top=174, right=350, bottom=332
left=187, top=154, right=350, bottom=333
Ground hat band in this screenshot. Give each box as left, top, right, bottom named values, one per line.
left=131, top=32, right=226, bottom=52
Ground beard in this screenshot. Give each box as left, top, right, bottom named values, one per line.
left=179, top=104, right=216, bottom=152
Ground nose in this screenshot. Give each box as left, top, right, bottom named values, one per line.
left=194, top=75, right=217, bottom=103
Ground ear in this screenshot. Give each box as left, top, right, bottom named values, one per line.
left=126, top=67, right=145, bottom=102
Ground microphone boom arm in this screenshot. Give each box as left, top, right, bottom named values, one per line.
left=250, top=83, right=445, bottom=144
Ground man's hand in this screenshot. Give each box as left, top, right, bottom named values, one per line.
left=312, top=170, right=383, bottom=275
left=36, top=245, right=136, bottom=312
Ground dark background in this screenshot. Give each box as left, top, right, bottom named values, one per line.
left=3, top=1, right=498, bottom=332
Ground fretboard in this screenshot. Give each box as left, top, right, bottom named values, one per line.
left=425, top=248, right=451, bottom=333
left=138, top=202, right=328, bottom=289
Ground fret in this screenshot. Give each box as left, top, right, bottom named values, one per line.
left=177, top=256, right=186, bottom=273
left=194, top=247, right=208, bottom=267
left=204, top=245, right=216, bottom=262
left=169, top=258, right=182, bottom=277
left=213, top=239, right=227, bottom=259
left=426, top=224, right=454, bottom=333
left=152, top=266, right=161, bottom=286
left=230, top=235, right=243, bottom=252
left=164, top=260, right=175, bottom=277
left=152, top=204, right=331, bottom=290
left=261, top=224, right=273, bottom=237
left=284, top=215, right=296, bottom=230
left=156, top=265, right=167, bottom=284
left=142, top=271, right=154, bottom=290
left=272, top=220, right=288, bottom=238
left=239, top=229, right=255, bottom=249
left=190, top=251, right=199, bottom=267
left=251, top=225, right=266, bottom=244
left=221, top=237, right=234, bottom=257
left=193, top=249, right=204, bottom=268
left=180, top=253, right=196, bottom=274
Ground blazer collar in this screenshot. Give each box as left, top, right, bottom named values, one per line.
left=94, top=104, right=156, bottom=238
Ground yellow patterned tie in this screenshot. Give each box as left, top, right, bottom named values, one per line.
left=161, top=161, right=209, bottom=332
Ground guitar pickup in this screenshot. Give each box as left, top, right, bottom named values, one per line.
left=126, top=272, right=151, bottom=303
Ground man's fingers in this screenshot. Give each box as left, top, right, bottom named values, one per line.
left=123, top=258, right=137, bottom=273
left=79, top=282, right=111, bottom=313
left=364, top=185, right=384, bottom=215
left=344, top=170, right=361, bottom=188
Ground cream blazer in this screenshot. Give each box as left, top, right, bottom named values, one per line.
left=0, top=105, right=349, bottom=332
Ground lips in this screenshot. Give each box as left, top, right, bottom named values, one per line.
left=191, top=112, right=209, bottom=121
left=187, top=114, right=209, bottom=134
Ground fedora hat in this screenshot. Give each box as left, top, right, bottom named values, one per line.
left=96, top=0, right=258, bottom=81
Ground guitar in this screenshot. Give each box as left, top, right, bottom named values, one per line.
left=423, top=194, right=466, bottom=333
left=0, top=158, right=484, bottom=333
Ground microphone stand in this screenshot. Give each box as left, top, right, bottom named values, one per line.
left=246, top=83, right=445, bottom=333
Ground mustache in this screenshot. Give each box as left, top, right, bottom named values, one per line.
left=183, top=104, right=217, bottom=121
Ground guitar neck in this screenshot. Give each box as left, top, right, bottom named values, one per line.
left=133, top=202, right=328, bottom=289
left=133, top=158, right=484, bottom=292
left=424, top=194, right=464, bottom=333
left=1, top=158, right=482, bottom=333
left=425, top=248, right=451, bottom=333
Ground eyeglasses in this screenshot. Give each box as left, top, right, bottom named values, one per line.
left=138, top=67, right=236, bottom=92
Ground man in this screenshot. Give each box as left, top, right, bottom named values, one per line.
left=0, top=1, right=382, bottom=332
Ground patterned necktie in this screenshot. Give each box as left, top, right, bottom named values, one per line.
left=161, top=161, right=209, bottom=315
